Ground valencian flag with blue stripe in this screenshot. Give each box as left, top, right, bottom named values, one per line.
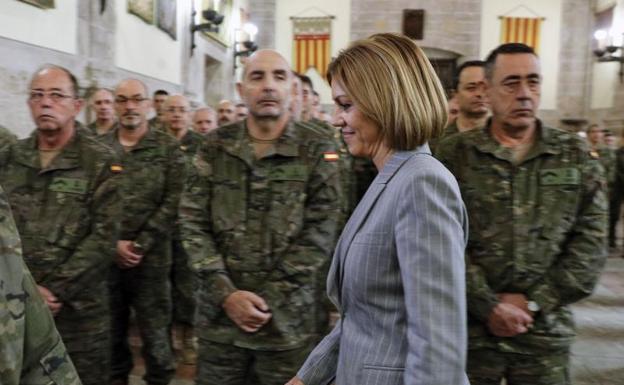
left=292, top=17, right=332, bottom=78
left=500, top=17, right=542, bottom=53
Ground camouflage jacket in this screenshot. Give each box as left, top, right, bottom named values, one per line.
left=594, top=146, right=616, bottom=188
left=180, top=120, right=342, bottom=350
left=0, top=185, right=82, bottom=385
left=436, top=121, right=608, bottom=354
left=100, top=126, right=186, bottom=265
left=0, top=128, right=119, bottom=321
left=0, top=125, right=17, bottom=147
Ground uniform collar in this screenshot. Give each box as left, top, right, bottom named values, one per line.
left=14, top=122, right=83, bottom=171
left=471, top=118, right=561, bottom=163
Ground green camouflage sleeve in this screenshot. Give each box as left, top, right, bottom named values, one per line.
left=41, top=154, right=120, bottom=303
left=179, top=144, right=237, bottom=306
left=271, top=139, right=342, bottom=280
left=133, top=145, right=188, bottom=252
left=526, top=155, right=608, bottom=313
left=435, top=138, right=499, bottom=321
left=1, top=186, right=81, bottom=385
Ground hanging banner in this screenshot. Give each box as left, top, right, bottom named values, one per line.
left=292, top=17, right=332, bottom=78
left=500, top=17, right=542, bottom=53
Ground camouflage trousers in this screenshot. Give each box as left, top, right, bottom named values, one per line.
left=196, top=340, right=313, bottom=385
left=110, top=264, right=175, bottom=385
left=467, top=348, right=570, bottom=385
left=171, top=239, right=197, bottom=326
left=51, top=300, right=111, bottom=385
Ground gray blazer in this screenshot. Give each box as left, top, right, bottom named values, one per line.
left=297, top=147, right=470, bottom=385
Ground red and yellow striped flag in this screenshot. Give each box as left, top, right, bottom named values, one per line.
left=500, top=17, right=542, bottom=53
left=292, top=17, right=332, bottom=78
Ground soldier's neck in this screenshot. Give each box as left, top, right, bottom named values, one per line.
left=168, top=127, right=188, bottom=140
left=118, top=123, right=148, bottom=147
left=96, top=119, right=115, bottom=135
left=37, top=124, right=76, bottom=150
left=247, top=114, right=289, bottom=142
left=456, top=113, right=487, bottom=132
left=491, top=119, right=536, bottom=148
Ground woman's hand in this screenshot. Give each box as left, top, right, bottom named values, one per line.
left=285, top=377, right=305, bottom=385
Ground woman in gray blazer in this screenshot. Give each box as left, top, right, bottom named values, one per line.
left=287, top=33, right=470, bottom=385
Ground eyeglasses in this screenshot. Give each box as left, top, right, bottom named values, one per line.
left=29, top=91, right=75, bottom=103
left=166, top=107, right=190, bottom=113
left=115, top=96, right=148, bottom=104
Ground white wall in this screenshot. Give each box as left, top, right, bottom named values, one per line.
left=114, top=0, right=183, bottom=84
left=590, top=0, right=624, bottom=110
left=0, top=0, right=78, bottom=54
left=275, top=1, right=351, bottom=105
left=481, top=0, right=562, bottom=110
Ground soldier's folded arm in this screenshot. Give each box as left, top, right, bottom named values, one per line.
left=525, top=158, right=608, bottom=314
left=123, top=145, right=187, bottom=253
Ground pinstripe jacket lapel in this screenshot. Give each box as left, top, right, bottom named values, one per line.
left=327, top=147, right=429, bottom=306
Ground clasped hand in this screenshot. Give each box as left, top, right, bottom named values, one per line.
left=487, top=293, right=534, bottom=337
left=223, top=290, right=272, bottom=333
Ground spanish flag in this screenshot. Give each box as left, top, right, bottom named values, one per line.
left=500, top=17, right=542, bottom=53
left=292, top=17, right=332, bottom=78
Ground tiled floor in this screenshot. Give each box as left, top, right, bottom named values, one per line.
left=126, top=256, right=624, bottom=385
left=571, top=256, right=624, bottom=385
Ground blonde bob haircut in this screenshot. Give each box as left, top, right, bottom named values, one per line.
left=327, top=33, right=448, bottom=149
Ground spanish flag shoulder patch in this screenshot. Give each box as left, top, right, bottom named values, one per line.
left=323, top=152, right=339, bottom=162
left=110, top=164, right=124, bottom=173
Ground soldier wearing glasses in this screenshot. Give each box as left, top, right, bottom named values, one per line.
left=0, top=65, right=120, bottom=385
left=102, top=79, right=186, bottom=385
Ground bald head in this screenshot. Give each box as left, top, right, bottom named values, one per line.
left=193, top=107, right=217, bottom=135
left=237, top=49, right=293, bottom=122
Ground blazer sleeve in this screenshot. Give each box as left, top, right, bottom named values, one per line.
left=296, top=321, right=341, bottom=385
left=395, top=161, right=469, bottom=385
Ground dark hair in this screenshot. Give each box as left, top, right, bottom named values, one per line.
left=153, top=89, right=169, bottom=97
left=453, top=60, right=485, bottom=90
left=31, top=64, right=80, bottom=97
left=485, top=43, right=536, bottom=80
left=298, top=74, right=314, bottom=90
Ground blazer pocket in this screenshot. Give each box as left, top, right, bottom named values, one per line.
left=351, top=231, right=390, bottom=246
left=361, top=364, right=404, bottom=385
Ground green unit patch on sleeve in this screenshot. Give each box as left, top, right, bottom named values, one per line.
left=269, top=165, right=307, bottom=181
left=49, top=177, right=88, bottom=194
left=539, top=168, right=580, bottom=185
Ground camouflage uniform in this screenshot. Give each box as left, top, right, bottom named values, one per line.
left=436, top=121, right=608, bottom=385
left=101, top=126, right=186, bottom=385
left=172, top=129, right=204, bottom=326
left=0, top=124, right=17, bottom=146
left=179, top=120, right=341, bottom=385
left=149, top=117, right=166, bottom=132
left=0, top=127, right=120, bottom=385
left=86, top=121, right=115, bottom=137
left=613, top=147, right=624, bottom=248
left=593, top=146, right=620, bottom=247
left=0, top=184, right=82, bottom=385
left=428, top=120, right=460, bottom=152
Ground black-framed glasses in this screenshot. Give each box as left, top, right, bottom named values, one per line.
left=29, top=91, right=75, bottom=103
left=115, top=96, right=148, bottom=104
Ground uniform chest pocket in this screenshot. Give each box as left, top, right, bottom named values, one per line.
left=537, top=167, right=581, bottom=227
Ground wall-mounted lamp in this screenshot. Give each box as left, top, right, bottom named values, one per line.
left=233, top=23, right=259, bottom=70
left=190, top=8, right=225, bottom=56
left=593, top=28, right=624, bottom=83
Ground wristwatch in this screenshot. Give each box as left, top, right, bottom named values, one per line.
left=527, top=300, right=541, bottom=313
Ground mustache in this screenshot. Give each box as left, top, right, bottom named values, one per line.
left=122, top=112, right=141, bottom=118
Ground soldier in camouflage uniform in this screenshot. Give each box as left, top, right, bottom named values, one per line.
left=86, top=88, right=116, bottom=136
left=163, top=94, right=203, bottom=364
left=436, top=43, right=608, bottom=385
left=179, top=50, right=341, bottom=385
left=148, top=89, right=169, bottom=131
left=103, top=79, right=186, bottom=385
left=0, top=65, right=119, bottom=385
left=0, top=184, right=82, bottom=385
left=587, top=124, right=618, bottom=247
left=0, top=124, right=17, bottom=146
